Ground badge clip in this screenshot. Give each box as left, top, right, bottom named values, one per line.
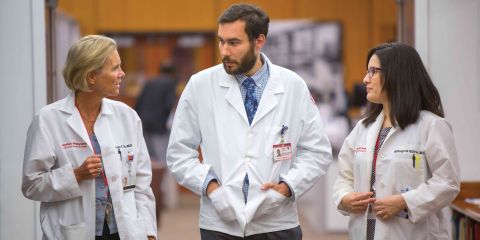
left=274, top=125, right=292, bottom=161
left=280, top=125, right=288, bottom=143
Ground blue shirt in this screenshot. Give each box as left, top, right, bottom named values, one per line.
left=91, top=134, right=118, bottom=236
left=235, top=54, right=270, bottom=103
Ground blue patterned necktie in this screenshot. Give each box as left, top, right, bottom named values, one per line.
left=243, top=77, right=258, bottom=125
left=242, top=77, right=257, bottom=203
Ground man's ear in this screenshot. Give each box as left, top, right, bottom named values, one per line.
left=255, top=34, right=266, bottom=50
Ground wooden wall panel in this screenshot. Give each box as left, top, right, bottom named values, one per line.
left=118, top=47, right=137, bottom=74
left=94, top=0, right=217, bottom=32
left=217, top=0, right=297, bottom=19
left=296, top=0, right=348, bottom=19
left=57, top=0, right=397, bottom=94
left=57, top=0, right=97, bottom=34
left=194, top=38, right=215, bottom=71
left=340, top=1, right=371, bottom=92
left=372, top=0, right=397, bottom=46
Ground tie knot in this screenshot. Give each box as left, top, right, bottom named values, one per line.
left=242, top=77, right=256, bottom=88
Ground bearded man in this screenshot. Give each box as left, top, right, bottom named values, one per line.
left=166, top=3, right=332, bottom=239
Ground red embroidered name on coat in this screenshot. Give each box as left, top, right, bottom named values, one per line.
left=354, top=146, right=366, bottom=152
left=62, top=142, right=87, bottom=149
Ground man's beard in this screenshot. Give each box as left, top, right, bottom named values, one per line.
left=222, top=44, right=257, bottom=75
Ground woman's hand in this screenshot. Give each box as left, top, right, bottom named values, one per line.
left=340, top=192, right=375, bottom=213
left=73, top=155, right=102, bottom=182
left=373, top=194, right=407, bottom=220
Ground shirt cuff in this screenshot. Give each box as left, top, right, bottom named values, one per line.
left=279, top=177, right=295, bottom=200
left=202, top=168, right=220, bottom=196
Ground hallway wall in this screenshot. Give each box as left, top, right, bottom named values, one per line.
left=0, top=0, right=46, bottom=239
left=415, top=0, right=480, bottom=181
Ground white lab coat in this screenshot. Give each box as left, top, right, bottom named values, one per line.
left=167, top=55, right=332, bottom=237
left=22, top=93, right=157, bottom=240
left=333, top=110, right=460, bottom=240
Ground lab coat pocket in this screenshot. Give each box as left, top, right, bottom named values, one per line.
left=389, top=216, right=425, bottom=239
left=209, top=187, right=236, bottom=222
left=59, top=222, right=86, bottom=240
left=390, top=155, right=425, bottom=193
left=254, top=189, right=287, bottom=219
left=122, top=189, right=138, bottom=220
left=131, top=218, right=148, bottom=239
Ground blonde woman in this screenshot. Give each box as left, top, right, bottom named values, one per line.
left=22, top=35, right=157, bottom=240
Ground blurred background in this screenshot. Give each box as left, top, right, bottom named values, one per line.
left=1, top=0, right=479, bottom=239
left=50, top=1, right=401, bottom=238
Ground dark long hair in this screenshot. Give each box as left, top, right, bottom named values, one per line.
left=362, top=42, right=444, bottom=129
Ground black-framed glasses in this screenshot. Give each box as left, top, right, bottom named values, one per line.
left=366, top=67, right=382, bottom=79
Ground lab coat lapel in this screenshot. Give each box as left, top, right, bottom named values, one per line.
left=94, top=98, right=115, bottom=156
left=381, top=124, right=397, bottom=148
left=94, top=101, right=120, bottom=194
left=63, top=93, right=94, bottom=152
left=365, top=112, right=384, bottom=186
left=251, top=75, right=283, bottom=126
left=220, top=76, right=250, bottom=125
left=369, top=111, right=398, bottom=155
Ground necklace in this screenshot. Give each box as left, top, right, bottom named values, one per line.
left=75, top=102, right=98, bottom=123
left=78, top=110, right=97, bottom=122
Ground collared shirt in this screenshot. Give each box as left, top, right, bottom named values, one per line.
left=235, top=53, right=294, bottom=199
left=202, top=54, right=270, bottom=196
left=235, top=53, right=270, bottom=103
left=91, top=134, right=118, bottom=236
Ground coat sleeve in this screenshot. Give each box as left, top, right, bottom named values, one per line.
left=332, top=122, right=361, bottom=215
left=22, top=114, right=82, bottom=202
left=166, top=78, right=211, bottom=195
left=133, top=116, right=157, bottom=237
left=402, top=118, right=461, bottom=223
left=280, top=85, right=333, bottom=198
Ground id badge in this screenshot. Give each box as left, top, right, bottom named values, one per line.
left=273, top=143, right=292, bottom=161
left=118, top=146, right=136, bottom=190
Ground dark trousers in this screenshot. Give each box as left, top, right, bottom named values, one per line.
left=95, top=218, right=120, bottom=240
left=200, top=225, right=302, bottom=240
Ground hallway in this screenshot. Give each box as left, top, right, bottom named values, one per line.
left=158, top=192, right=349, bottom=240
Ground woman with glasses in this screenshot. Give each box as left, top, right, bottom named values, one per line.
left=333, top=42, right=460, bottom=240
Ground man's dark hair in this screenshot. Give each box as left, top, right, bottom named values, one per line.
left=218, top=3, right=269, bottom=41
left=362, top=42, right=444, bottom=129
left=159, top=61, right=175, bottom=75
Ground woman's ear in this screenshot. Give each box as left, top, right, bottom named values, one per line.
left=86, top=72, right=96, bottom=85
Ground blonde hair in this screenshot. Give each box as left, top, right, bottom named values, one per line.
left=62, top=35, right=117, bottom=92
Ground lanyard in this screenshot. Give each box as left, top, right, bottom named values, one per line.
left=372, top=133, right=381, bottom=174
left=76, top=104, right=110, bottom=194
left=370, top=132, right=382, bottom=196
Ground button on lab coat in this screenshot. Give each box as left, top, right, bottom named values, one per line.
left=22, top=93, right=157, bottom=240
left=167, top=55, right=332, bottom=237
left=333, top=111, right=460, bottom=240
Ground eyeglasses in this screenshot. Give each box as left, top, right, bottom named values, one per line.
left=366, top=67, right=382, bottom=79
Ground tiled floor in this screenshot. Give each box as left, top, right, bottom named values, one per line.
left=158, top=192, right=349, bottom=240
